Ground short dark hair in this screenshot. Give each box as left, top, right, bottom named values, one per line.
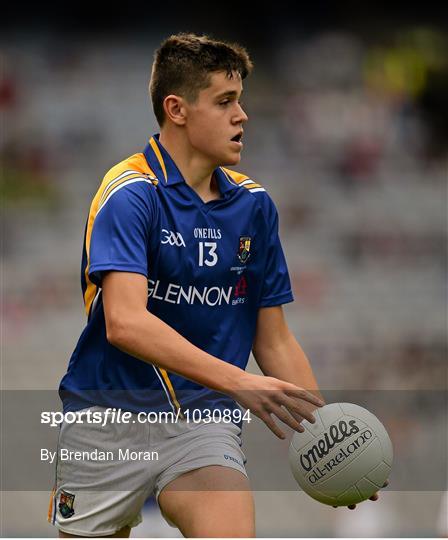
left=150, top=33, right=253, bottom=126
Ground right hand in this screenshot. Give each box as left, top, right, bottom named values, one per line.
left=229, top=373, right=325, bottom=439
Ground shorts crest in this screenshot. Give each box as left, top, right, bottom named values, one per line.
left=58, top=490, right=75, bottom=518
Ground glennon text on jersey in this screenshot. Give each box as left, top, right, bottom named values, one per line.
left=148, top=279, right=243, bottom=307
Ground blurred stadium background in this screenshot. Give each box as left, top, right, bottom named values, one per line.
left=1, top=3, right=447, bottom=537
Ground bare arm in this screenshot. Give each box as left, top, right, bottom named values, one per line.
left=102, top=272, right=324, bottom=437
left=252, top=306, right=325, bottom=412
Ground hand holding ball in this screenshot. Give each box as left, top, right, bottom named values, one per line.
left=289, top=402, right=393, bottom=507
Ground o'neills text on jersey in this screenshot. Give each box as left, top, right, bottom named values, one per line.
left=193, top=228, right=222, bottom=239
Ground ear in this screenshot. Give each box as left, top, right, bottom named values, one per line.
left=163, top=95, right=187, bottom=126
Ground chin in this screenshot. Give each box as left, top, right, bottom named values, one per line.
left=221, top=153, right=241, bottom=167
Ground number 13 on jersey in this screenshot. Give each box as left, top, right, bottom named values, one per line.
left=198, top=242, right=218, bottom=267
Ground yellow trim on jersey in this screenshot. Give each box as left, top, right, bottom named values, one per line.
left=149, top=137, right=168, bottom=182
left=220, top=167, right=237, bottom=186
left=242, top=182, right=261, bottom=189
left=159, top=368, right=183, bottom=412
left=222, top=167, right=263, bottom=190
left=99, top=171, right=146, bottom=207
left=222, top=167, right=250, bottom=184
left=83, top=154, right=156, bottom=316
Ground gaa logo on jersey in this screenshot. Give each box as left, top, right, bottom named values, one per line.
left=161, top=229, right=186, bottom=247
left=58, top=490, right=75, bottom=518
left=238, top=236, right=251, bottom=263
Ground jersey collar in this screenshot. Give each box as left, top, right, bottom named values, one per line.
left=143, top=135, right=239, bottom=196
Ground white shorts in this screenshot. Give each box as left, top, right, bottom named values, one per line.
left=48, top=406, right=247, bottom=537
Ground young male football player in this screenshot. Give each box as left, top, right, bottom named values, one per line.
left=48, top=33, right=379, bottom=538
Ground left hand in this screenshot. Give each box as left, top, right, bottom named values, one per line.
left=333, top=480, right=389, bottom=510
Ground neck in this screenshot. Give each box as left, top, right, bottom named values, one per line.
left=159, top=128, right=215, bottom=192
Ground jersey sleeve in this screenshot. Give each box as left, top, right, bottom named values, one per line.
left=88, top=182, right=153, bottom=286
left=259, top=195, right=294, bottom=308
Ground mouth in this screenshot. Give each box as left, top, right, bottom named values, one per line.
left=230, top=131, right=244, bottom=145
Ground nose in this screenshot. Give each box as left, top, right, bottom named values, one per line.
left=234, top=102, right=248, bottom=124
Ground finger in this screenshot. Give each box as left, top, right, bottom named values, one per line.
left=271, top=405, right=305, bottom=433
left=369, top=493, right=379, bottom=501
left=281, top=396, right=315, bottom=424
left=284, top=388, right=325, bottom=408
left=280, top=395, right=304, bottom=419
left=287, top=408, right=304, bottom=424
left=348, top=504, right=356, bottom=510
left=260, top=412, right=286, bottom=439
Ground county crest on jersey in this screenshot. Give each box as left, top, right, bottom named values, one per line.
left=238, top=236, right=251, bottom=264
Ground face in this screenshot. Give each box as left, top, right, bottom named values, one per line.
left=182, top=71, right=249, bottom=167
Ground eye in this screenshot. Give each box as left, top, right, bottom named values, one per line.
left=219, top=99, right=230, bottom=106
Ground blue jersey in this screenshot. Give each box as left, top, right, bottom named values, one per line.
left=60, top=135, right=293, bottom=414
